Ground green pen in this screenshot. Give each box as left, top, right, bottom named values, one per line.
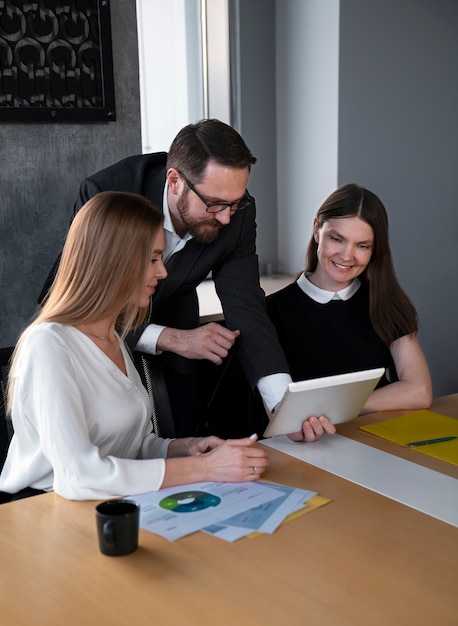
left=406, top=436, right=457, bottom=447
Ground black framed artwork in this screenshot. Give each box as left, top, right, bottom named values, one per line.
left=0, top=0, right=116, bottom=122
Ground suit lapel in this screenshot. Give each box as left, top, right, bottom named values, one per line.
left=154, top=239, right=205, bottom=305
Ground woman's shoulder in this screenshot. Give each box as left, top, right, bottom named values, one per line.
left=14, top=323, right=76, bottom=377
left=21, top=323, right=79, bottom=354
left=24, top=321, right=69, bottom=340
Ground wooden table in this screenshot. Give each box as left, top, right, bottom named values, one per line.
left=1, top=396, right=457, bottom=626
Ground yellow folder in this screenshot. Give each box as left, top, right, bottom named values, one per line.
left=360, top=410, right=458, bottom=466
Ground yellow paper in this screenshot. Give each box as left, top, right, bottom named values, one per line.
left=281, top=494, right=331, bottom=523
left=360, top=410, right=458, bottom=465
left=248, top=495, right=331, bottom=538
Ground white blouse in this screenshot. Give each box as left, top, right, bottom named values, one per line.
left=0, top=323, right=171, bottom=500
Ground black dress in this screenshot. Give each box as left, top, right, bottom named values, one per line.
left=265, top=281, right=399, bottom=388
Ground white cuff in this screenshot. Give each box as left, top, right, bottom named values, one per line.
left=135, top=324, right=166, bottom=354
left=257, top=373, right=291, bottom=413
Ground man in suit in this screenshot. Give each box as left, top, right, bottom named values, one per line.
left=41, top=120, right=294, bottom=436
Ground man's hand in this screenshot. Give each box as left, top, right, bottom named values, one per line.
left=157, top=323, right=240, bottom=364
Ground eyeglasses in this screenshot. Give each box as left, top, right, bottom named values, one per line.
left=179, top=171, right=252, bottom=214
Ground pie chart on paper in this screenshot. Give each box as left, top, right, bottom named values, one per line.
left=159, top=490, right=221, bottom=513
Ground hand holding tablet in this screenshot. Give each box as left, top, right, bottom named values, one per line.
left=263, top=368, right=385, bottom=438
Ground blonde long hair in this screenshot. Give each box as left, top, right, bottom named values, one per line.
left=7, top=191, right=163, bottom=414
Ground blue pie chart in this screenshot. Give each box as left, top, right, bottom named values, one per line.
left=159, top=491, right=221, bottom=513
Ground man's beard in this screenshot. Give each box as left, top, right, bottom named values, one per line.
left=176, top=192, right=224, bottom=244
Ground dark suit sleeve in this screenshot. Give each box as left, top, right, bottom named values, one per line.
left=212, top=199, right=290, bottom=390
left=74, top=177, right=104, bottom=214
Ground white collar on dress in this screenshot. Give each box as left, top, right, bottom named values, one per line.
left=297, top=272, right=361, bottom=303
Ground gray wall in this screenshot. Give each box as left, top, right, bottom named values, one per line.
left=337, top=0, right=458, bottom=396
left=235, top=0, right=277, bottom=275
left=0, top=0, right=141, bottom=346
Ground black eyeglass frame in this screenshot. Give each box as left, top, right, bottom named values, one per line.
left=179, top=171, right=253, bottom=214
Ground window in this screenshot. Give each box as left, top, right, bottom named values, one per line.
left=136, top=0, right=232, bottom=153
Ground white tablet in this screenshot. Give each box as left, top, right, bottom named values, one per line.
left=263, top=367, right=385, bottom=438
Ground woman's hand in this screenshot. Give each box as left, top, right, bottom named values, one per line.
left=167, top=436, right=225, bottom=458
left=188, top=436, right=226, bottom=456
left=162, top=434, right=269, bottom=488
left=201, top=434, right=270, bottom=482
left=287, top=415, right=336, bottom=442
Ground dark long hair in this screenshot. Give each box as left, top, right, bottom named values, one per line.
left=305, top=183, right=418, bottom=345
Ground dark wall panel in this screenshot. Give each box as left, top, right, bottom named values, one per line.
left=0, top=0, right=141, bottom=346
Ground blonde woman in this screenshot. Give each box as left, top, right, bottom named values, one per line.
left=0, top=192, right=268, bottom=501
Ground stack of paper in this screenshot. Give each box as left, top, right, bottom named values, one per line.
left=130, top=481, right=329, bottom=542
left=203, top=482, right=329, bottom=542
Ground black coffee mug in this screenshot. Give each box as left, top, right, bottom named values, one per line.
left=95, top=499, right=140, bottom=556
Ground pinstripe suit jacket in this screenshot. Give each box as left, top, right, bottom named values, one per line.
left=66, top=153, right=290, bottom=388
